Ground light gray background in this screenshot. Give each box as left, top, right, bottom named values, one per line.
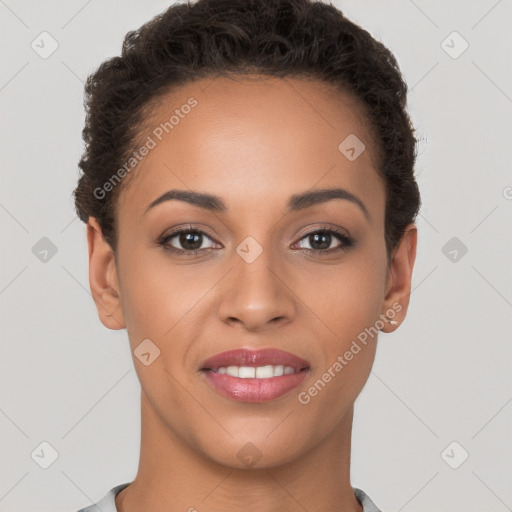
left=1, top=1, right=511, bottom=511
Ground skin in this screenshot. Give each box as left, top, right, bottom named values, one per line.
left=86, top=75, right=417, bottom=512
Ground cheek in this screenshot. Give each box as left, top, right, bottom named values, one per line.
left=117, top=246, right=221, bottom=359
left=300, top=254, right=386, bottom=336
left=117, top=246, right=184, bottom=330
left=116, top=254, right=197, bottom=403
left=297, top=264, right=383, bottom=418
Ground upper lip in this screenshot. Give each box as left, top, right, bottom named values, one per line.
left=200, top=348, right=310, bottom=372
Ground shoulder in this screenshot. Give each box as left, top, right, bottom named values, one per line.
left=73, top=483, right=380, bottom=512
left=74, top=482, right=131, bottom=512
left=353, top=487, right=385, bottom=512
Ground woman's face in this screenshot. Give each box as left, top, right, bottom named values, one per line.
left=89, top=75, right=416, bottom=468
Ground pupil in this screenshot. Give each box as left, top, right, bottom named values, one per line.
left=180, top=231, right=201, bottom=250
left=177, top=231, right=333, bottom=251
left=311, top=232, right=330, bottom=250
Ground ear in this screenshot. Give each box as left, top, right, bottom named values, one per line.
left=86, top=217, right=126, bottom=330
left=380, top=223, right=418, bottom=333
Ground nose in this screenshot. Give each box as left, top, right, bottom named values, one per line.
left=216, top=245, right=296, bottom=332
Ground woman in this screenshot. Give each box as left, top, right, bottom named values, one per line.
left=73, top=0, right=420, bottom=510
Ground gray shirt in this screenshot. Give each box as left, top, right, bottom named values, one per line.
left=75, top=482, right=384, bottom=511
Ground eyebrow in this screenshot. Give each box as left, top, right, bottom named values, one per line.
left=144, top=187, right=369, bottom=219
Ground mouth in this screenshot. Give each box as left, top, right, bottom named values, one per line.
left=199, top=347, right=311, bottom=402
left=202, top=365, right=309, bottom=378
left=200, top=347, right=310, bottom=374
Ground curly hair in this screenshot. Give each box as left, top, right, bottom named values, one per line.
left=73, top=0, right=421, bottom=260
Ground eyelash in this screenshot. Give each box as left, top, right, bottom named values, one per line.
left=156, top=224, right=354, bottom=257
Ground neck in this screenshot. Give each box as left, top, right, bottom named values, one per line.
left=116, top=391, right=363, bottom=512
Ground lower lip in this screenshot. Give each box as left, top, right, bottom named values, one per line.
left=202, top=369, right=309, bottom=403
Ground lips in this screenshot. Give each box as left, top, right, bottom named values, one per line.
left=199, top=348, right=311, bottom=403
left=200, top=348, right=310, bottom=373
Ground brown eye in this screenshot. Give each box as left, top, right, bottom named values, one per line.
left=158, top=227, right=218, bottom=255
left=294, top=228, right=353, bottom=254
left=176, top=231, right=203, bottom=250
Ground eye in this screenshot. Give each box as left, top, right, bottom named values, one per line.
left=157, top=225, right=219, bottom=256
left=157, top=224, right=354, bottom=257
left=293, top=226, right=353, bottom=254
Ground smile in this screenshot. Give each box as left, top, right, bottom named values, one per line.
left=200, top=348, right=311, bottom=402
left=210, top=364, right=304, bottom=378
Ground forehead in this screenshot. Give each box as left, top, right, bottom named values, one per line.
left=117, top=75, right=384, bottom=218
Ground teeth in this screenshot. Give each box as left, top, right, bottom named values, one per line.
left=273, top=365, right=284, bottom=376
left=215, top=365, right=300, bottom=378
left=239, top=366, right=255, bottom=378
left=226, top=366, right=239, bottom=377
left=256, top=365, right=274, bottom=378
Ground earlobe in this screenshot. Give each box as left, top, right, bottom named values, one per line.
left=380, top=224, right=418, bottom=333
left=86, top=217, right=126, bottom=330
